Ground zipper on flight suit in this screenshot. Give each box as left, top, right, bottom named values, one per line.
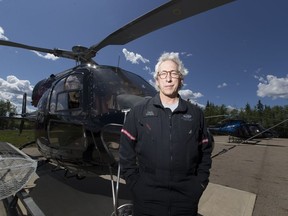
left=168, top=112, right=173, bottom=175
left=167, top=109, right=173, bottom=216
left=168, top=111, right=173, bottom=216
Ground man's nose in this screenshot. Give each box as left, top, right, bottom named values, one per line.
left=166, top=73, right=172, bottom=81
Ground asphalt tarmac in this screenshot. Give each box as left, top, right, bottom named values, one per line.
left=209, top=136, right=288, bottom=216
left=1, top=136, right=288, bottom=216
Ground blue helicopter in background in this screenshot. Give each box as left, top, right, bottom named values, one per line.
left=208, top=119, right=277, bottom=143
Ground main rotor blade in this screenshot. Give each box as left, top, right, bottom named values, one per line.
left=0, top=40, right=54, bottom=53
left=0, top=40, right=79, bottom=60
left=0, top=0, right=235, bottom=63
left=86, top=0, right=235, bottom=58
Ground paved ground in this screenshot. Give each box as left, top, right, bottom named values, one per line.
left=210, top=136, right=288, bottom=216
left=1, top=136, right=288, bottom=216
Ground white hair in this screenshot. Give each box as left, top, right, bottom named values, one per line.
left=153, top=52, right=189, bottom=80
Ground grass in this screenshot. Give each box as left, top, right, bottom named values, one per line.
left=0, top=129, right=35, bottom=148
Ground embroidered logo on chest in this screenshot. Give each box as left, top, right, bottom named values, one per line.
left=145, top=110, right=155, bottom=116
left=181, top=114, right=193, bottom=121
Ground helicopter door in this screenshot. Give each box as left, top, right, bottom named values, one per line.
left=47, top=73, right=86, bottom=151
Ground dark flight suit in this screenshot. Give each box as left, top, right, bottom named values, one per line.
left=119, top=93, right=212, bottom=216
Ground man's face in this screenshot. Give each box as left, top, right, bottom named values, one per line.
left=156, top=60, right=182, bottom=98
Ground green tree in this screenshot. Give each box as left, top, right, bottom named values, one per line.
left=0, top=100, right=17, bottom=129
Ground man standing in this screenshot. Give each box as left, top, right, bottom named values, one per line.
left=119, top=52, right=212, bottom=216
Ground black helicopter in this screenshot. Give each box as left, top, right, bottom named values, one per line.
left=0, top=0, right=234, bottom=214
left=1, top=0, right=234, bottom=177
left=208, top=119, right=277, bottom=143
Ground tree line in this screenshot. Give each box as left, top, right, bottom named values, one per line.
left=1, top=99, right=288, bottom=137
left=0, top=100, right=34, bottom=129
left=0, top=100, right=17, bottom=129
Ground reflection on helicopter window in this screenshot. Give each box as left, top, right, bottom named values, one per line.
left=48, top=121, right=85, bottom=149
left=91, top=66, right=156, bottom=115
left=92, top=92, right=115, bottom=115
left=49, top=74, right=83, bottom=113
left=56, top=92, right=68, bottom=111
left=67, top=90, right=81, bottom=109
left=65, top=75, right=82, bottom=109
left=37, top=90, right=49, bottom=111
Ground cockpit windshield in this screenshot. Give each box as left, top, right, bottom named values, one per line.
left=92, top=66, right=156, bottom=114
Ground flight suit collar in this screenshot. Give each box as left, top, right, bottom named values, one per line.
left=151, top=93, right=188, bottom=113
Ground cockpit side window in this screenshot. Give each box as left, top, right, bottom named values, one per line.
left=37, top=90, right=49, bottom=111
left=49, top=74, right=83, bottom=113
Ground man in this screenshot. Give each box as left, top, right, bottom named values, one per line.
left=119, top=52, right=212, bottom=216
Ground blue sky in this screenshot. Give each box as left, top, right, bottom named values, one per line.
left=0, top=0, right=288, bottom=112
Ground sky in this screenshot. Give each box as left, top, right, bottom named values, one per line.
left=0, top=0, right=288, bottom=113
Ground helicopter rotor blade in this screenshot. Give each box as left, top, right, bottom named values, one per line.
left=85, top=0, right=235, bottom=59
left=0, top=40, right=80, bottom=61
left=0, top=0, right=235, bottom=63
left=0, top=40, right=54, bottom=53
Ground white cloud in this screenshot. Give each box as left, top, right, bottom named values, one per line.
left=0, top=75, right=35, bottom=113
left=255, top=67, right=262, bottom=74
left=0, top=26, right=58, bottom=61
left=0, top=75, right=32, bottom=94
left=217, top=82, right=227, bottom=88
left=122, top=48, right=149, bottom=64
left=32, top=51, right=59, bottom=60
left=0, top=26, right=9, bottom=40
left=257, top=75, right=288, bottom=99
left=180, top=52, right=193, bottom=57
left=226, top=105, right=237, bottom=111
left=143, top=65, right=151, bottom=71
left=254, top=75, right=266, bottom=83
left=179, top=89, right=203, bottom=106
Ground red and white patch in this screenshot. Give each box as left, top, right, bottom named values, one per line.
left=121, top=128, right=136, bottom=141
left=201, top=138, right=209, bottom=144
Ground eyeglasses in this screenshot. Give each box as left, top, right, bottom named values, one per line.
left=158, top=70, right=181, bottom=79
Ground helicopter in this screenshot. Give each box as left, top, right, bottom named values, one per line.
left=208, top=118, right=277, bottom=143
left=0, top=0, right=235, bottom=178
left=0, top=0, right=235, bottom=214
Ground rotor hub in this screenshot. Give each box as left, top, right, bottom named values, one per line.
left=72, top=45, right=89, bottom=53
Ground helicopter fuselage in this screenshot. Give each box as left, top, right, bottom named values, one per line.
left=32, top=64, right=156, bottom=176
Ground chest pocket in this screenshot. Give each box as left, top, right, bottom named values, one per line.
left=138, top=111, right=159, bottom=139
left=173, top=113, right=200, bottom=144
left=135, top=108, right=159, bottom=159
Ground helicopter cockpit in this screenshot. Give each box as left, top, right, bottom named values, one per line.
left=40, top=65, right=156, bottom=118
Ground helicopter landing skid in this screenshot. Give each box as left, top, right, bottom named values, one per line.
left=109, top=165, right=133, bottom=216
left=111, top=203, right=133, bottom=216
